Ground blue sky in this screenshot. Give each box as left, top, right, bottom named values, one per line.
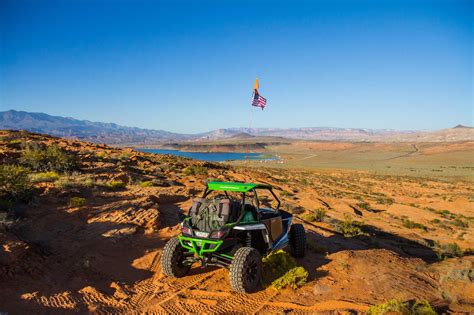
left=0, top=0, right=472, bottom=133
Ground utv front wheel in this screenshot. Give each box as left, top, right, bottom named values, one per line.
left=161, top=237, right=191, bottom=278
left=289, top=223, right=306, bottom=257
left=229, top=247, right=262, bottom=293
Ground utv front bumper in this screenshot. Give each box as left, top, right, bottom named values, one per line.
left=178, top=235, right=224, bottom=257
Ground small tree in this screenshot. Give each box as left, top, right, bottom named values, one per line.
left=0, top=165, right=33, bottom=204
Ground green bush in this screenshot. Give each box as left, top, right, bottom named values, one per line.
left=104, top=180, right=127, bottom=190
left=368, top=299, right=436, bottom=315
left=435, top=242, right=463, bottom=260
left=336, top=216, right=368, bottom=238
left=55, top=177, right=77, bottom=189
left=374, top=196, right=394, bottom=205
left=402, top=218, right=427, bottom=230
left=271, top=267, right=308, bottom=290
left=301, top=208, right=326, bottom=222
left=139, top=180, right=155, bottom=187
left=116, top=153, right=131, bottom=161
left=451, top=218, right=469, bottom=228
left=0, top=165, right=33, bottom=202
left=55, top=175, right=95, bottom=189
left=280, top=190, right=293, bottom=197
left=356, top=201, right=372, bottom=211
left=69, top=197, right=86, bottom=207
left=182, top=165, right=208, bottom=176
left=262, top=250, right=309, bottom=290
left=314, top=208, right=326, bottom=222
left=30, top=171, right=60, bottom=183
left=21, top=143, right=78, bottom=172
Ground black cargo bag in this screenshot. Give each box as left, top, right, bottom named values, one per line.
left=189, top=198, right=238, bottom=232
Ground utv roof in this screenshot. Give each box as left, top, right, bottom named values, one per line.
left=207, top=181, right=272, bottom=193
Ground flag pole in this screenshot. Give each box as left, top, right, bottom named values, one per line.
left=245, top=103, right=254, bottom=162
left=245, top=77, right=259, bottom=182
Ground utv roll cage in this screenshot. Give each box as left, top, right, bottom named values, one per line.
left=202, top=181, right=281, bottom=224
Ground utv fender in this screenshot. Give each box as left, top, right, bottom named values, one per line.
left=233, top=224, right=272, bottom=248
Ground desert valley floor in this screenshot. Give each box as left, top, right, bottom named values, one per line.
left=0, top=130, right=473, bottom=314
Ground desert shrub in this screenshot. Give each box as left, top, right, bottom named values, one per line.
left=301, top=213, right=315, bottom=222
left=271, top=267, right=308, bottom=289
left=82, top=177, right=95, bottom=188
left=0, top=133, right=22, bottom=143
left=104, top=180, right=127, bottom=190
left=55, top=177, right=78, bottom=189
left=263, top=250, right=296, bottom=276
left=451, top=218, right=469, bottom=228
left=55, top=175, right=95, bottom=189
left=69, top=197, right=86, bottom=207
left=21, top=143, right=78, bottom=172
left=96, top=151, right=107, bottom=160
left=356, top=201, right=372, bottom=211
left=301, top=208, right=326, bottom=222
left=30, top=171, right=60, bottom=183
left=183, top=165, right=208, bottom=176
left=314, top=208, right=326, bottom=222
left=116, top=153, right=131, bottom=161
left=374, top=196, right=394, bottom=205
left=280, top=190, right=293, bottom=197
left=335, top=216, right=368, bottom=238
left=401, top=218, right=427, bottom=230
left=435, top=242, right=463, bottom=260
left=139, top=180, right=155, bottom=187
left=0, top=165, right=33, bottom=202
left=368, top=299, right=436, bottom=315
left=262, top=250, right=308, bottom=290
left=283, top=203, right=305, bottom=214
left=436, top=209, right=456, bottom=219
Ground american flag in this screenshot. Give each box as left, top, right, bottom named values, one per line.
left=252, top=91, right=267, bottom=110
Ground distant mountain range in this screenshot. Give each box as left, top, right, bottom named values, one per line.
left=0, top=110, right=190, bottom=144
left=1, top=110, right=472, bottom=144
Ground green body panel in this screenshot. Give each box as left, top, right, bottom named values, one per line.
left=178, top=235, right=223, bottom=257
left=207, top=181, right=272, bottom=192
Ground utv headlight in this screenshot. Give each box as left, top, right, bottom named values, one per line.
left=181, top=226, right=192, bottom=235
left=210, top=228, right=229, bottom=239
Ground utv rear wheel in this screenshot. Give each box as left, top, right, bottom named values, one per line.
left=229, top=247, right=262, bottom=293
left=161, top=237, right=191, bottom=278
left=289, top=223, right=306, bottom=257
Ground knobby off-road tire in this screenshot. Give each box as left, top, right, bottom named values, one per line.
left=289, top=223, right=306, bottom=258
left=161, top=237, right=191, bottom=278
left=229, top=247, right=262, bottom=293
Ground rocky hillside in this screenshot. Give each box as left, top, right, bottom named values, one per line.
left=0, top=130, right=473, bottom=313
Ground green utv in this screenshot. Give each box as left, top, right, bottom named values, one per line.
left=161, top=181, right=306, bottom=293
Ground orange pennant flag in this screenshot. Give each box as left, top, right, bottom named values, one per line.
left=253, top=78, right=259, bottom=91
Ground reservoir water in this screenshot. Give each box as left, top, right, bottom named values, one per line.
left=138, top=149, right=274, bottom=162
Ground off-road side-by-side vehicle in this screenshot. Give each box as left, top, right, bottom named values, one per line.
left=161, top=181, right=306, bottom=293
